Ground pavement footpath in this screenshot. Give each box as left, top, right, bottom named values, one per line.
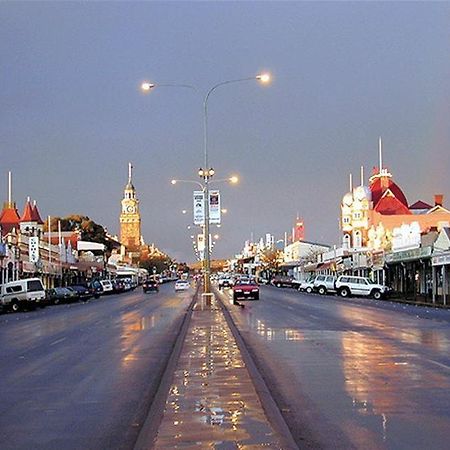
left=135, top=290, right=297, bottom=449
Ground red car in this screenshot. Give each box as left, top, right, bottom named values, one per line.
left=232, top=278, right=259, bottom=304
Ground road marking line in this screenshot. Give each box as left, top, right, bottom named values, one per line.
left=50, top=337, right=66, bottom=346
left=425, top=358, right=450, bottom=371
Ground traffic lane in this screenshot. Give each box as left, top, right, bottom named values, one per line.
left=221, top=285, right=450, bottom=450
left=0, top=283, right=194, bottom=450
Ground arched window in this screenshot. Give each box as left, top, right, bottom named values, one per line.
left=343, top=234, right=351, bottom=249
left=353, top=230, right=362, bottom=248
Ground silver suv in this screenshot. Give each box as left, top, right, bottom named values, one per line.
left=313, top=275, right=336, bottom=295
left=335, top=275, right=389, bottom=300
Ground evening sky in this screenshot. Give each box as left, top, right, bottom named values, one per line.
left=1, top=2, right=450, bottom=262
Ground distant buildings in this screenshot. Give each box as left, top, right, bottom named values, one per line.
left=231, top=139, right=450, bottom=306
left=341, top=139, right=450, bottom=251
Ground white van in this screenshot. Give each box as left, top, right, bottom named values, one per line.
left=1, top=278, right=46, bottom=312
left=99, top=279, right=114, bottom=294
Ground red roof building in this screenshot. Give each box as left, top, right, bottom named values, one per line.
left=373, top=190, right=411, bottom=215
left=31, top=201, right=44, bottom=224
left=20, top=198, right=35, bottom=222
left=341, top=154, right=450, bottom=250
left=0, top=202, right=21, bottom=235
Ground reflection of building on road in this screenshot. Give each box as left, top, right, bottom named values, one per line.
left=339, top=312, right=450, bottom=446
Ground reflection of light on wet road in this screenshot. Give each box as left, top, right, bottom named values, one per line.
left=120, top=312, right=157, bottom=367
left=255, top=318, right=303, bottom=341
left=153, top=295, right=283, bottom=448
left=226, top=288, right=450, bottom=449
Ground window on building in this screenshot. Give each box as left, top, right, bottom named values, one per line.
left=354, top=230, right=362, bottom=248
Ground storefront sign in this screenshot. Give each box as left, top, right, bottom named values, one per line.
left=432, top=252, right=450, bottom=266
left=392, top=222, right=421, bottom=252
left=385, top=246, right=432, bottom=263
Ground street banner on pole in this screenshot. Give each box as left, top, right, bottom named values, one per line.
left=193, top=191, right=204, bottom=225
left=197, top=233, right=205, bottom=252
left=209, top=190, right=221, bottom=224
left=29, top=236, right=39, bottom=263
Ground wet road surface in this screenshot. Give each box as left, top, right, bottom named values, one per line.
left=0, top=283, right=193, bottom=450
left=220, top=285, right=450, bottom=450
left=151, top=294, right=287, bottom=450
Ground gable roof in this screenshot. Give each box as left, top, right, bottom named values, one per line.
left=370, top=176, right=409, bottom=210
left=427, top=205, right=450, bottom=214
left=409, top=200, right=432, bottom=210
left=374, top=190, right=411, bottom=215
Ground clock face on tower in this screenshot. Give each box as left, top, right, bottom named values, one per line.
left=126, top=205, right=136, bottom=214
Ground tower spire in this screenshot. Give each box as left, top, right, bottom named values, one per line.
left=128, top=162, right=133, bottom=184
left=349, top=173, right=353, bottom=192
left=8, top=171, right=12, bottom=205
left=360, top=165, right=364, bottom=186
left=378, top=136, right=383, bottom=174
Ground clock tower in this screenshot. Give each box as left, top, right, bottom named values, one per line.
left=120, top=162, right=141, bottom=252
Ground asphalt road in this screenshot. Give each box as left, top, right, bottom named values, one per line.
left=221, top=285, right=450, bottom=450
left=0, top=283, right=193, bottom=450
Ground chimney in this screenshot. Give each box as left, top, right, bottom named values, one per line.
left=434, top=194, right=443, bottom=206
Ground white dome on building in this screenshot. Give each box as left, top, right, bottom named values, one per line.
left=342, top=192, right=353, bottom=206
left=354, top=185, right=372, bottom=202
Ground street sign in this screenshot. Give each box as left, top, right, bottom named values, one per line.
left=29, top=237, right=39, bottom=263
left=193, top=191, right=204, bottom=225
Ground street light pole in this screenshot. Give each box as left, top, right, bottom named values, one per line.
left=144, top=73, right=271, bottom=294
left=201, top=74, right=270, bottom=294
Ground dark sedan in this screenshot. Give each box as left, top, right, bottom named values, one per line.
left=143, top=280, right=159, bottom=293
left=46, top=287, right=78, bottom=305
left=67, top=285, right=93, bottom=301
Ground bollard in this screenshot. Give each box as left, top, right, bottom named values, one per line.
left=201, top=292, right=214, bottom=307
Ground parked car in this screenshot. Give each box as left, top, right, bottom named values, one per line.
left=112, top=279, right=125, bottom=294
left=313, top=275, right=337, bottom=295
left=175, top=280, right=190, bottom=291
left=67, top=285, right=93, bottom=301
left=143, top=280, right=159, bottom=293
left=1, top=278, right=46, bottom=312
left=46, top=287, right=78, bottom=305
left=218, top=276, right=234, bottom=289
left=271, top=276, right=300, bottom=289
left=299, top=278, right=316, bottom=293
left=232, top=278, right=259, bottom=304
left=89, top=280, right=103, bottom=298
left=99, top=279, right=114, bottom=294
left=256, top=276, right=269, bottom=285
left=335, top=275, right=390, bottom=299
